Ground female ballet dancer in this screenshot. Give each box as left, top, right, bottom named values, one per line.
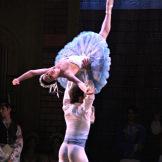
left=58, top=81, right=95, bottom=162
left=12, top=0, right=114, bottom=95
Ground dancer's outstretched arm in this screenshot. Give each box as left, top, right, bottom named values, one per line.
left=12, top=68, right=49, bottom=85
left=99, top=0, right=114, bottom=40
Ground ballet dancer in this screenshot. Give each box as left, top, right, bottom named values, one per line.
left=12, top=0, right=114, bottom=96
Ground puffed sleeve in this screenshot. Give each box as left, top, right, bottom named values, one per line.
left=10, top=125, right=23, bottom=161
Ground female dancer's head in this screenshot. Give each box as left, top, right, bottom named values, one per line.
left=43, top=67, right=60, bottom=83
left=69, top=84, right=84, bottom=104
left=39, top=67, right=61, bottom=95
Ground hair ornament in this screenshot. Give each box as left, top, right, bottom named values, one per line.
left=39, top=74, right=60, bottom=98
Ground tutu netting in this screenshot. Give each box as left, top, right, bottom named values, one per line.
left=55, top=31, right=111, bottom=94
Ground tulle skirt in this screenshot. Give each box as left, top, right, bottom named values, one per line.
left=55, top=31, right=111, bottom=94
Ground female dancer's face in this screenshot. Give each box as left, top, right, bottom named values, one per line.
left=44, top=67, right=60, bottom=83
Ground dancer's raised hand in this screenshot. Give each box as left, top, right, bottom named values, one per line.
left=82, top=57, right=90, bottom=68
left=85, top=80, right=95, bottom=95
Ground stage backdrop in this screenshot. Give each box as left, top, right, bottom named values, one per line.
left=80, top=0, right=162, bottom=10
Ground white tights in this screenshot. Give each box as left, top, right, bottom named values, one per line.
left=59, top=142, right=89, bottom=162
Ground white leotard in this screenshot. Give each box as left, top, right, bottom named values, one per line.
left=68, top=55, right=86, bottom=68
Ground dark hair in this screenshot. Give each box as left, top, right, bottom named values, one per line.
left=69, top=84, right=84, bottom=103
left=0, top=102, right=11, bottom=109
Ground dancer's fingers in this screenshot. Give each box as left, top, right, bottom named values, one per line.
left=82, top=57, right=90, bottom=68
left=86, top=86, right=95, bottom=95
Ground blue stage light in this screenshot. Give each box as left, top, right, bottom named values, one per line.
left=80, top=0, right=162, bottom=10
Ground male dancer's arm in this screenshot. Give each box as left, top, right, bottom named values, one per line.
left=99, top=0, right=114, bottom=40
left=82, top=81, right=95, bottom=111
left=82, top=94, right=95, bottom=112
left=65, top=72, right=93, bottom=95
left=63, top=81, right=72, bottom=107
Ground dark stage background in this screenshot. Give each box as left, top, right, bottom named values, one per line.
left=0, top=0, right=162, bottom=162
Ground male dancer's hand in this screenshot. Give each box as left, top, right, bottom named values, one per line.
left=86, top=80, right=95, bottom=95
left=86, top=87, right=95, bottom=95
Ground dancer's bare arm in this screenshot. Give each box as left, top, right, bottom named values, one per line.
left=99, top=0, right=114, bottom=40
left=65, top=72, right=93, bottom=95
left=63, top=81, right=73, bottom=106
left=65, top=73, right=87, bottom=93
left=90, top=106, right=95, bottom=124
left=12, top=68, right=49, bottom=85
left=82, top=81, right=95, bottom=111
